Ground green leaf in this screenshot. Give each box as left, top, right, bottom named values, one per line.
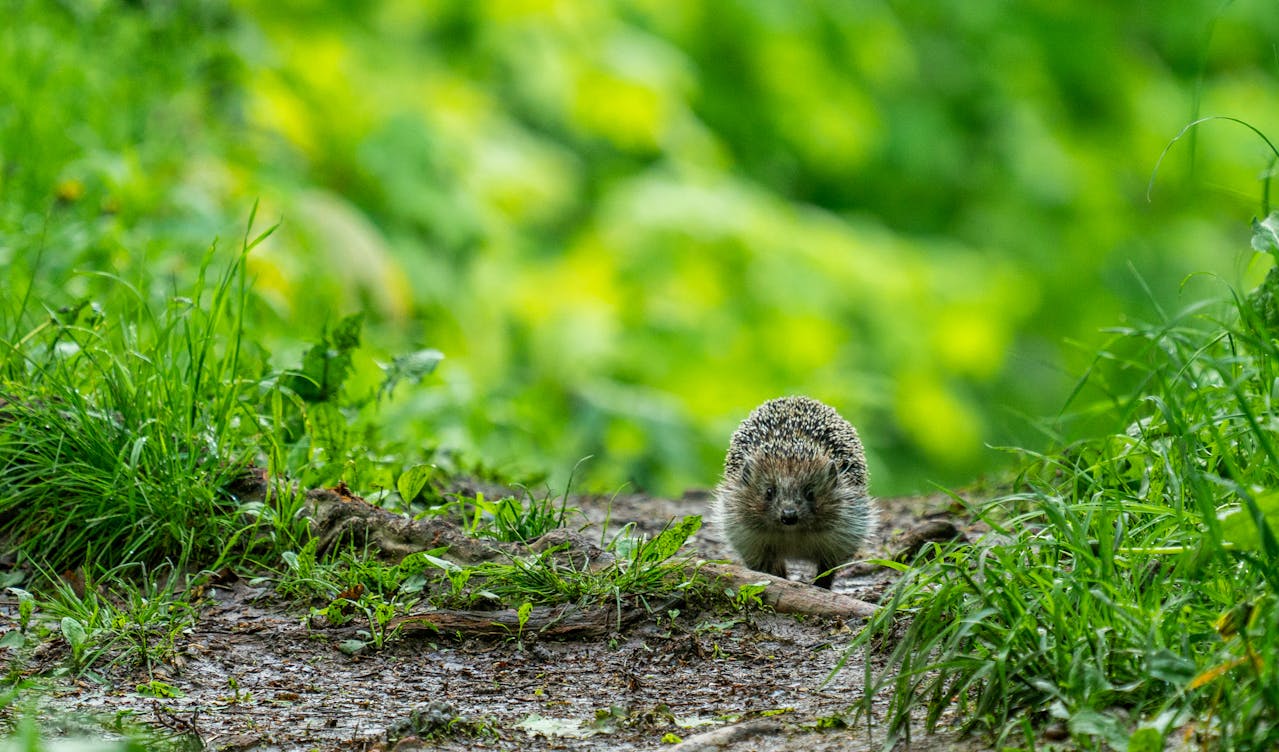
left=136, top=679, right=183, bottom=698
left=337, top=639, right=368, bottom=656
left=1128, top=726, right=1165, bottom=752
left=379, top=348, right=444, bottom=400
left=1068, top=708, right=1128, bottom=749
left=9, top=588, right=34, bottom=628
left=400, top=572, right=428, bottom=595
left=397, top=464, right=436, bottom=504
left=640, top=515, right=702, bottom=564
left=60, top=617, right=87, bottom=651
left=1147, top=648, right=1196, bottom=685
left=422, top=554, right=462, bottom=573
left=1251, top=212, right=1279, bottom=254
left=0, top=631, right=25, bottom=649
left=1219, top=489, right=1279, bottom=550
left=283, top=312, right=365, bottom=403
left=330, top=311, right=364, bottom=350
left=127, top=436, right=147, bottom=470
left=516, top=714, right=601, bottom=738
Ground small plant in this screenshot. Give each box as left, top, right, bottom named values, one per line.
left=40, top=563, right=198, bottom=676
left=59, top=616, right=91, bottom=674
left=421, top=484, right=580, bottom=544
left=135, top=679, right=182, bottom=699
left=727, top=581, right=769, bottom=611
left=460, top=457, right=588, bottom=542
left=225, top=676, right=253, bottom=704
left=482, top=491, right=577, bottom=542
left=276, top=540, right=327, bottom=600
left=9, top=588, right=35, bottom=635
left=362, top=598, right=401, bottom=650
left=515, top=601, right=533, bottom=647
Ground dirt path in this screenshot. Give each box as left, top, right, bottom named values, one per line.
left=34, top=491, right=980, bottom=751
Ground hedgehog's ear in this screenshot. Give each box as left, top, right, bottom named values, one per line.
left=822, top=458, right=840, bottom=485
left=740, top=456, right=755, bottom=486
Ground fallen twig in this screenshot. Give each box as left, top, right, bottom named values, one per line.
left=696, top=562, right=879, bottom=619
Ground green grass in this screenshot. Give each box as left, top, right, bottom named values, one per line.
left=275, top=514, right=710, bottom=650
left=851, top=226, right=1279, bottom=750
left=472, top=515, right=707, bottom=607
left=0, top=218, right=281, bottom=573
left=396, top=481, right=581, bottom=544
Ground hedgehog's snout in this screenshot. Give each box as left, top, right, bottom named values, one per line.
left=779, top=507, right=799, bottom=525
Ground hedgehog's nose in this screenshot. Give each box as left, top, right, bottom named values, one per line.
left=779, top=508, right=799, bottom=525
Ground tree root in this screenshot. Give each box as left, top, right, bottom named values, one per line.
left=305, top=483, right=517, bottom=564
left=696, top=562, right=879, bottom=619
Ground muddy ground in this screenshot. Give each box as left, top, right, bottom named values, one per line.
left=21, top=490, right=985, bottom=751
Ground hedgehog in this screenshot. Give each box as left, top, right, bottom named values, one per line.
left=713, top=396, right=876, bottom=589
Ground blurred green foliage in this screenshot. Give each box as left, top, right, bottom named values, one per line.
left=3, top=0, right=1279, bottom=495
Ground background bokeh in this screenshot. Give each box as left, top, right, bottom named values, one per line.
left=4, top=0, right=1279, bottom=496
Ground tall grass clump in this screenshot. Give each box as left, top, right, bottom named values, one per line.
left=853, top=216, right=1279, bottom=750
left=0, top=218, right=281, bottom=572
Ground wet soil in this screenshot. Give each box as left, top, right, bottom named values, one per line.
left=25, top=490, right=985, bottom=751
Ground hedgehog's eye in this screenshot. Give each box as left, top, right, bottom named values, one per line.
left=764, top=486, right=776, bottom=502
left=804, top=488, right=816, bottom=503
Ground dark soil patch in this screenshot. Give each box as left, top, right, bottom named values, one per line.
left=27, top=490, right=983, bottom=751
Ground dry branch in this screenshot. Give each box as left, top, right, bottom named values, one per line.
left=667, top=719, right=784, bottom=751
left=696, top=562, right=879, bottom=619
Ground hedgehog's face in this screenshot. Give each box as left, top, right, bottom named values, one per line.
left=737, top=453, right=841, bottom=529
